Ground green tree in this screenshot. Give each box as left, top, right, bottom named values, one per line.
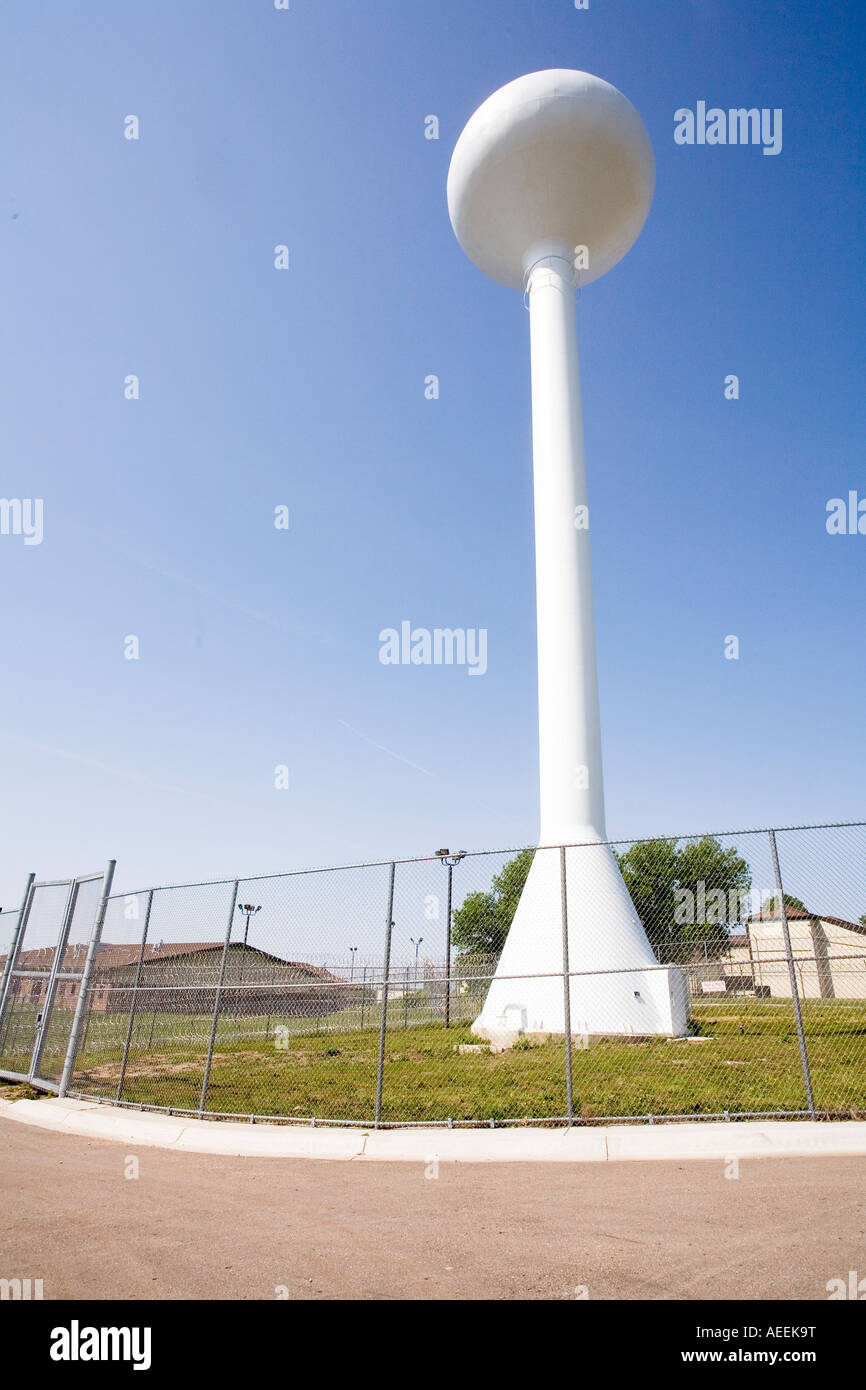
left=674, top=836, right=752, bottom=960
left=617, top=835, right=751, bottom=963
left=616, top=838, right=679, bottom=945
left=452, top=848, right=534, bottom=958
left=454, top=837, right=752, bottom=967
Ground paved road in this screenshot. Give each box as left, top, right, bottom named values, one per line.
left=1, top=1117, right=863, bottom=1300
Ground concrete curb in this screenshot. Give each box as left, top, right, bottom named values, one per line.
left=3, top=1096, right=866, bottom=1163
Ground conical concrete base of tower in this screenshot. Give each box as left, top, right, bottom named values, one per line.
left=472, top=841, right=690, bottom=1042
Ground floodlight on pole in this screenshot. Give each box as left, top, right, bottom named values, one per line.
left=237, top=903, right=261, bottom=949
left=435, top=849, right=466, bottom=1028
left=447, top=70, right=689, bottom=1041
left=235, top=903, right=261, bottom=1016
left=409, top=936, right=424, bottom=991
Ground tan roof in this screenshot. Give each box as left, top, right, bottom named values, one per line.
left=0, top=945, right=80, bottom=973
left=0, top=941, right=343, bottom=982
left=746, top=908, right=866, bottom=936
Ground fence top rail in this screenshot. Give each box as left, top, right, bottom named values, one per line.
left=30, top=873, right=104, bottom=891
left=104, top=818, right=866, bottom=899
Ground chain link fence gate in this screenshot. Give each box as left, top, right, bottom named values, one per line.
left=2, top=826, right=865, bottom=1127
left=0, top=865, right=114, bottom=1093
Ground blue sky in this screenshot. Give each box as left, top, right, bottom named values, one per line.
left=0, top=0, right=864, bottom=917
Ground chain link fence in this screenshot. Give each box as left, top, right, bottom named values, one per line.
left=1, top=823, right=865, bottom=1126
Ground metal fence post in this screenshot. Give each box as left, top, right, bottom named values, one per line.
left=31, top=877, right=79, bottom=1084
left=560, top=846, right=574, bottom=1126
left=199, top=881, right=240, bottom=1116
left=768, top=829, right=816, bottom=1118
left=374, top=862, right=396, bottom=1129
left=0, top=872, right=35, bottom=1037
left=58, top=861, right=116, bottom=1098
left=444, top=859, right=453, bottom=1028
left=116, top=890, right=154, bottom=1102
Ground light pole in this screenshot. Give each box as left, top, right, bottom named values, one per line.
left=236, top=903, right=261, bottom=1020
left=238, top=903, right=261, bottom=949
left=436, top=849, right=466, bottom=1029
left=348, top=946, right=358, bottom=1016
left=410, top=937, right=423, bottom=993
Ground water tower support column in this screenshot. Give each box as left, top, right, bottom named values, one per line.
left=471, top=246, right=691, bottom=1043
left=526, top=244, right=606, bottom=846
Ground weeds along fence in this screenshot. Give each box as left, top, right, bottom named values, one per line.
left=1, top=822, right=865, bottom=1128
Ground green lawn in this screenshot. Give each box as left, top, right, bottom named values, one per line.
left=33, top=996, right=866, bottom=1124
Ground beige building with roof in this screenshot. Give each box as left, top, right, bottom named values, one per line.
left=720, top=909, right=866, bottom=1000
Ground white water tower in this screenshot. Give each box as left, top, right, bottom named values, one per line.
left=448, top=70, right=689, bottom=1040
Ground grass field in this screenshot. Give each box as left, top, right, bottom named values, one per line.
left=3, top=996, right=862, bottom=1124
